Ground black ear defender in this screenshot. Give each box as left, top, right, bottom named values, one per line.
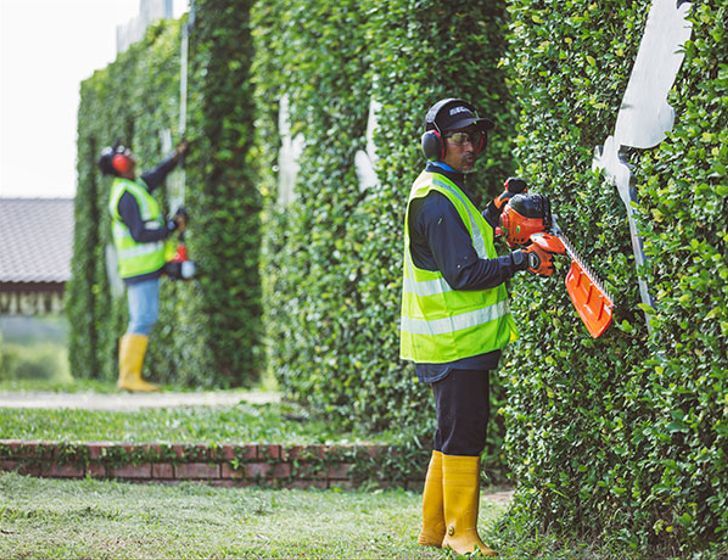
left=421, top=128, right=445, bottom=161
left=98, top=147, right=116, bottom=176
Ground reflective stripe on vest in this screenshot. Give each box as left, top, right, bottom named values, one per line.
left=400, top=300, right=510, bottom=336
left=108, top=178, right=168, bottom=279
left=399, top=171, right=517, bottom=363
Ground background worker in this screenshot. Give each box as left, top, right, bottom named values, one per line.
left=98, top=140, right=189, bottom=392
left=399, top=98, right=552, bottom=556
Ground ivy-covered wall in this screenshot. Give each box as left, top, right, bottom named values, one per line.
left=500, top=0, right=726, bottom=555
left=251, top=0, right=513, bottom=469
left=67, top=0, right=260, bottom=387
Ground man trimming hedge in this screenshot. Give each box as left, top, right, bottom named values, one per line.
left=400, top=97, right=551, bottom=556
left=98, top=141, right=189, bottom=392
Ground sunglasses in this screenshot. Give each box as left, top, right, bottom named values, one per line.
left=444, top=130, right=484, bottom=147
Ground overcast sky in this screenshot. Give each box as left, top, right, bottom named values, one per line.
left=0, top=0, right=186, bottom=199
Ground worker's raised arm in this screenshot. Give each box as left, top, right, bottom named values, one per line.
left=140, top=141, right=190, bottom=192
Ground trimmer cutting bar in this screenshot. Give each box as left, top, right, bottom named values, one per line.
left=552, top=216, right=614, bottom=304
left=500, top=195, right=615, bottom=337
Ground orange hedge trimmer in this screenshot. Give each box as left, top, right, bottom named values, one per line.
left=499, top=193, right=614, bottom=338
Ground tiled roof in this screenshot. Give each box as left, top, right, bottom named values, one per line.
left=0, top=198, right=74, bottom=284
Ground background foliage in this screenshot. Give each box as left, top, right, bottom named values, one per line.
left=67, top=0, right=260, bottom=387
left=499, top=0, right=726, bottom=556
left=252, top=0, right=513, bottom=470
left=0, top=317, right=71, bottom=383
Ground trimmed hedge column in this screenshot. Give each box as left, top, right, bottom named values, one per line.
left=179, top=0, right=261, bottom=386
left=252, top=1, right=514, bottom=476
left=252, top=0, right=374, bottom=422
left=500, top=1, right=726, bottom=555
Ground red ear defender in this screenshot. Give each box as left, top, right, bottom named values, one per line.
left=112, top=153, right=131, bottom=175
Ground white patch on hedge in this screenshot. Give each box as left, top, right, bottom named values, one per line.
left=355, top=97, right=382, bottom=192
left=105, top=244, right=124, bottom=300
left=593, top=0, right=692, bottom=319
left=278, top=94, right=305, bottom=206
left=160, top=128, right=185, bottom=211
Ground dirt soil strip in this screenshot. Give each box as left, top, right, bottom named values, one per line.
left=0, top=391, right=281, bottom=411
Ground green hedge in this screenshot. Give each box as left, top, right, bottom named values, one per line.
left=252, top=0, right=514, bottom=469
left=178, top=0, right=261, bottom=386
left=500, top=0, right=726, bottom=556
left=0, top=343, right=72, bottom=384
left=67, top=1, right=260, bottom=387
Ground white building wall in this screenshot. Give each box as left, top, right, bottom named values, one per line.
left=116, top=0, right=174, bottom=54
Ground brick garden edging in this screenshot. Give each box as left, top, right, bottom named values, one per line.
left=0, top=440, right=426, bottom=489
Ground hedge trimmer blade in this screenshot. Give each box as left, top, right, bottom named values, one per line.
left=551, top=216, right=615, bottom=338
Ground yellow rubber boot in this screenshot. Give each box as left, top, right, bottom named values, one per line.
left=441, top=454, right=497, bottom=557
left=117, top=333, right=159, bottom=392
left=418, top=450, right=445, bottom=547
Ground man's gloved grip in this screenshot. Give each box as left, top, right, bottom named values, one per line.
left=175, top=139, right=190, bottom=158
left=522, top=243, right=555, bottom=277
left=510, top=250, right=528, bottom=272
left=170, top=207, right=189, bottom=233
left=504, top=177, right=528, bottom=194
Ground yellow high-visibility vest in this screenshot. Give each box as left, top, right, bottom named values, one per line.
left=399, top=171, right=518, bottom=363
left=108, top=178, right=168, bottom=279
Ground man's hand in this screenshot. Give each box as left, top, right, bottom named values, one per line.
left=483, top=177, right=529, bottom=228
left=494, top=177, right=528, bottom=210
left=522, top=243, right=555, bottom=277
left=175, top=139, right=190, bottom=159
left=172, top=207, right=189, bottom=233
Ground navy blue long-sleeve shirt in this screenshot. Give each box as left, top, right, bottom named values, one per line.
left=116, top=153, right=180, bottom=284
left=409, top=162, right=519, bottom=383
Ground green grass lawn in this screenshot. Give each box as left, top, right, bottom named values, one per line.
left=0, top=402, right=391, bottom=445
left=6, top=472, right=704, bottom=560
left=0, top=472, right=505, bottom=559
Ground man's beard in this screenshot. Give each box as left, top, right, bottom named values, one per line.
left=461, top=154, right=476, bottom=173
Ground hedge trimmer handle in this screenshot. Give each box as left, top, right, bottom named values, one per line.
left=522, top=243, right=556, bottom=277
left=494, top=177, right=529, bottom=210
left=528, top=232, right=566, bottom=255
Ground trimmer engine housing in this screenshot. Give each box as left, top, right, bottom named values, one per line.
left=500, top=193, right=552, bottom=247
